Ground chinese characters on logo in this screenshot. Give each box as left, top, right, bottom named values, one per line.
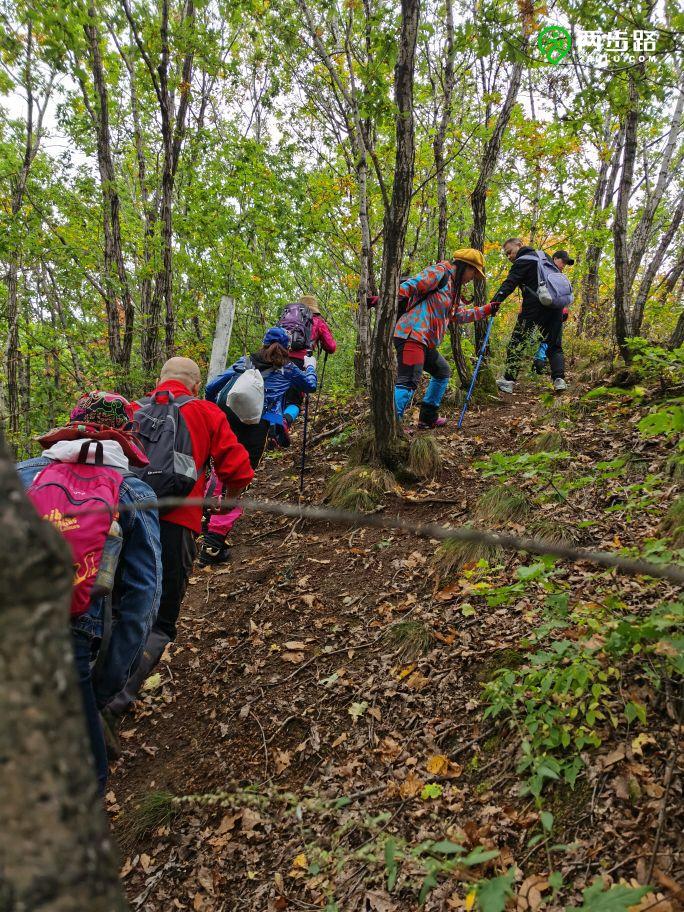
left=575, top=29, right=659, bottom=66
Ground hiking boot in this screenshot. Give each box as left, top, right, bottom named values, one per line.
left=552, top=377, right=568, bottom=393
left=496, top=378, right=515, bottom=394
left=418, top=416, right=447, bottom=429
left=100, top=708, right=123, bottom=761
left=198, top=533, right=232, bottom=567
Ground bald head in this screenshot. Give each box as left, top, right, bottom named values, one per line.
left=159, top=357, right=202, bottom=395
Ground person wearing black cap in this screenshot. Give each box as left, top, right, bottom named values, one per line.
left=553, top=250, right=574, bottom=269
left=491, top=238, right=572, bottom=394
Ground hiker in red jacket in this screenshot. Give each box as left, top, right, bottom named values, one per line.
left=105, top=357, right=253, bottom=722
left=283, top=295, right=336, bottom=433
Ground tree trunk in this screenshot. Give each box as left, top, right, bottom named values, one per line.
left=470, top=59, right=524, bottom=353
left=433, top=0, right=454, bottom=263
left=207, top=295, right=236, bottom=382
left=632, top=192, right=684, bottom=333
left=0, top=431, right=129, bottom=911
left=85, top=0, right=135, bottom=371
left=354, top=156, right=372, bottom=387
left=614, top=76, right=640, bottom=359
left=370, top=0, right=420, bottom=467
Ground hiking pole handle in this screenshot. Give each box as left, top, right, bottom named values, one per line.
left=457, top=315, right=495, bottom=430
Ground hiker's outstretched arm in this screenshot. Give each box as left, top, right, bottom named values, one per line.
left=288, top=362, right=318, bottom=394
left=205, top=367, right=235, bottom=402
left=451, top=301, right=497, bottom=325
left=314, top=316, right=337, bottom=354
left=491, top=259, right=525, bottom=303
left=398, top=262, right=449, bottom=300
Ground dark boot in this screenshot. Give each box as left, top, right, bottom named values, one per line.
left=105, top=627, right=171, bottom=718
left=198, top=532, right=231, bottom=567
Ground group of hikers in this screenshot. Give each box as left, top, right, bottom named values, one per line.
left=15, top=238, right=573, bottom=793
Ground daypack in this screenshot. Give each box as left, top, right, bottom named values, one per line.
left=216, top=357, right=268, bottom=425
left=397, top=270, right=451, bottom=320
left=518, top=250, right=574, bottom=310
left=278, top=302, right=314, bottom=352
left=132, top=390, right=197, bottom=501
left=27, top=441, right=124, bottom=618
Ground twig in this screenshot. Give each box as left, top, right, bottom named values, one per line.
left=250, top=708, right=269, bottom=780
left=646, top=712, right=682, bottom=883
left=109, top=495, right=684, bottom=585
left=262, top=640, right=377, bottom=687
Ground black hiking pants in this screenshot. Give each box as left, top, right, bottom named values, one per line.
left=154, top=520, right=197, bottom=641
left=504, top=306, right=565, bottom=381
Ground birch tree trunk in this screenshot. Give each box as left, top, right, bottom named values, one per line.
left=208, top=295, right=236, bottom=382
left=614, top=76, right=640, bottom=358
left=0, top=432, right=129, bottom=912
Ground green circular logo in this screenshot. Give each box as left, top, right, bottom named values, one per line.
left=537, top=25, right=572, bottom=65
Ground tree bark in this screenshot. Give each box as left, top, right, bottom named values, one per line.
left=370, top=0, right=420, bottom=466
left=84, top=1, right=135, bottom=371
left=469, top=58, right=524, bottom=352
left=632, top=192, right=684, bottom=332
left=614, top=75, right=641, bottom=358
left=0, top=431, right=129, bottom=911
left=433, top=0, right=455, bottom=263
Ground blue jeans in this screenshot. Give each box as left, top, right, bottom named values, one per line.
left=71, top=626, right=108, bottom=794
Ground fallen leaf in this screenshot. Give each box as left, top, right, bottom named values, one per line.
left=274, top=749, right=292, bottom=773
left=398, top=771, right=424, bottom=798
left=332, top=732, right=348, bottom=748
left=139, top=853, right=151, bottom=873
left=141, top=672, right=162, bottom=692
left=517, top=874, right=549, bottom=910
left=281, top=651, right=305, bottom=664
left=292, top=853, right=308, bottom=869
left=284, top=641, right=307, bottom=650
left=426, top=754, right=462, bottom=779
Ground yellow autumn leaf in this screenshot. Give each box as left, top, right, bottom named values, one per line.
left=292, top=853, right=308, bottom=870
left=465, top=889, right=477, bottom=910
left=427, top=754, right=449, bottom=775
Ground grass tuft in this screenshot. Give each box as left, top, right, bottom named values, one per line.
left=525, top=516, right=582, bottom=546
left=407, top=436, right=443, bottom=480
left=660, top=496, right=684, bottom=548
left=324, top=465, right=398, bottom=512
left=384, top=620, right=433, bottom=660
left=523, top=430, right=568, bottom=454
left=475, top=485, right=530, bottom=525
left=434, top=534, right=503, bottom=576
left=665, top=454, right=684, bottom=483
left=120, top=789, right=179, bottom=850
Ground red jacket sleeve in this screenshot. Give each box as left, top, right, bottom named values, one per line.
left=206, top=403, right=254, bottom=493
left=313, top=315, right=337, bottom=354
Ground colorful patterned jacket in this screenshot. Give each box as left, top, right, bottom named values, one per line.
left=394, top=261, right=494, bottom=348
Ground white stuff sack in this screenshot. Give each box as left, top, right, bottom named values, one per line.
left=225, top=362, right=264, bottom=424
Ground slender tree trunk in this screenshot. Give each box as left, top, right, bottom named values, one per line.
left=433, top=0, right=454, bottom=263
left=354, top=156, right=372, bottom=387
left=470, top=59, right=524, bottom=354
left=669, top=294, right=684, bottom=349
left=0, top=432, right=129, bottom=911
left=614, top=76, right=640, bottom=359
left=85, top=1, right=135, bottom=370
left=632, top=192, right=684, bottom=332
left=370, top=0, right=420, bottom=466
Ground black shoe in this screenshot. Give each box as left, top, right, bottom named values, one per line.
left=101, top=708, right=123, bottom=761
left=197, top=533, right=230, bottom=567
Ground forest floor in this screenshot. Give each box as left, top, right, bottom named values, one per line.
left=109, top=360, right=683, bottom=912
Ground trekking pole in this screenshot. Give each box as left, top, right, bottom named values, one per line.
left=299, top=393, right=310, bottom=494
left=457, top=315, right=495, bottom=430
left=310, top=350, right=328, bottom=433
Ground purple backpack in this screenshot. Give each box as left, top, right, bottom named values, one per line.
left=518, top=250, right=574, bottom=310
left=278, top=302, right=314, bottom=352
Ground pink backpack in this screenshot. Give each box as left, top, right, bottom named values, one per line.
left=28, top=441, right=124, bottom=617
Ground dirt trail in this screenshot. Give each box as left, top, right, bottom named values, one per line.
left=109, top=378, right=683, bottom=911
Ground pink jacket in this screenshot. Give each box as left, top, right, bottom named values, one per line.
left=289, top=314, right=337, bottom=360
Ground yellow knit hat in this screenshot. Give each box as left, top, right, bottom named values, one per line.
left=299, top=294, right=320, bottom=314
left=451, top=248, right=486, bottom=281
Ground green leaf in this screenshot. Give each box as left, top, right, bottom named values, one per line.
left=421, top=782, right=443, bottom=800
left=475, top=868, right=516, bottom=911
left=624, top=700, right=647, bottom=725
left=565, top=879, right=651, bottom=911
left=430, top=839, right=466, bottom=855
left=385, top=837, right=398, bottom=892
left=462, top=847, right=500, bottom=867
left=540, top=810, right=554, bottom=832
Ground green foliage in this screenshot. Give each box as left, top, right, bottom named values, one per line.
left=484, top=599, right=684, bottom=795
left=523, top=430, right=568, bottom=453
left=565, top=879, right=651, bottom=911
left=475, top=485, right=530, bottom=524
left=434, top=536, right=503, bottom=577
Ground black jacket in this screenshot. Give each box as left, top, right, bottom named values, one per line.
left=492, top=246, right=542, bottom=312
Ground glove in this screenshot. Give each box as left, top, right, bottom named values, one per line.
left=489, top=301, right=501, bottom=316
left=366, top=294, right=379, bottom=308
left=304, top=355, right=317, bottom=370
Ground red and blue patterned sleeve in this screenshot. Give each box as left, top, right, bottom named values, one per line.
left=398, top=262, right=450, bottom=300
left=451, top=301, right=495, bottom=325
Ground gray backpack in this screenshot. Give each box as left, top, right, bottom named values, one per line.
left=518, top=250, right=573, bottom=310
left=132, top=391, right=197, bottom=505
